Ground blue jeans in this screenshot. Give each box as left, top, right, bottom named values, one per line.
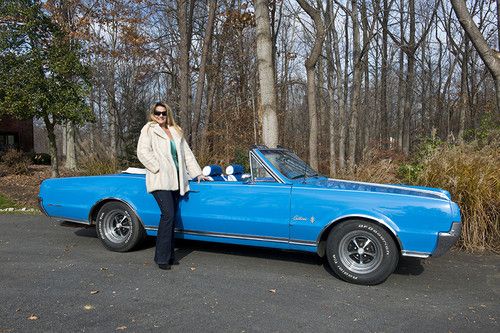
left=152, top=190, right=180, bottom=265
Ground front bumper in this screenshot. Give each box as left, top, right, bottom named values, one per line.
left=432, top=222, right=461, bottom=257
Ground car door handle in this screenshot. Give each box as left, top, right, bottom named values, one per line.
left=190, top=190, right=200, bottom=193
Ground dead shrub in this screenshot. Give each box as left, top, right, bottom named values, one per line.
left=336, top=149, right=405, bottom=184
left=78, top=155, right=120, bottom=176
left=417, top=144, right=500, bottom=252
left=0, top=149, right=31, bottom=175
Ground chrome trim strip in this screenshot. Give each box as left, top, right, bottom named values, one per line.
left=328, top=178, right=450, bottom=200
left=177, top=229, right=289, bottom=243
left=144, top=226, right=316, bottom=246
left=88, top=197, right=146, bottom=228
left=54, top=217, right=92, bottom=225
left=401, top=250, right=430, bottom=258
left=289, top=240, right=316, bottom=246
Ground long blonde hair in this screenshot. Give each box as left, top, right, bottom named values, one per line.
left=149, top=102, right=183, bottom=134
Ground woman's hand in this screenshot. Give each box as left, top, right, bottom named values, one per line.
left=197, top=175, right=210, bottom=183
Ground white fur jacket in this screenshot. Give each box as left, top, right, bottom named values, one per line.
left=137, top=122, right=202, bottom=195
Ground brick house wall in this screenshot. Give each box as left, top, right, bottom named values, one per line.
left=0, top=116, right=34, bottom=153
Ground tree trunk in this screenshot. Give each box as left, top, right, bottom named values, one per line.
left=255, top=0, right=279, bottom=147
left=402, top=0, right=416, bottom=156
left=296, top=0, right=325, bottom=170
left=178, top=0, right=192, bottom=137
left=348, top=0, right=361, bottom=170
left=450, top=0, right=500, bottom=115
left=191, top=0, right=217, bottom=151
left=380, top=0, right=389, bottom=148
left=65, top=121, right=77, bottom=170
left=361, top=0, right=369, bottom=157
left=341, top=12, right=349, bottom=170
left=43, top=115, right=59, bottom=178
left=458, top=36, right=469, bottom=141
left=324, top=1, right=336, bottom=176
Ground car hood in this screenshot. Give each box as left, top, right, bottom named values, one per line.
left=299, top=177, right=451, bottom=201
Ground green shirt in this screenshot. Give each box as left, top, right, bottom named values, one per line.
left=170, top=139, right=179, bottom=171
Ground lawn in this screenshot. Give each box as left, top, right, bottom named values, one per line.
left=0, top=193, right=18, bottom=209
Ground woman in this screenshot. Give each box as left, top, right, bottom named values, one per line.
left=137, top=102, right=208, bottom=270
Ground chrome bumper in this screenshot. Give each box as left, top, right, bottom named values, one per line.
left=37, top=197, right=49, bottom=216
left=432, top=222, right=461, bottom=257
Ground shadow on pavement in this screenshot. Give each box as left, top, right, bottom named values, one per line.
left=174, top=239, right=324, bottom=266
left=64, top=221, right=424, bottom=277
left=394, top=256, right=424, bottom=276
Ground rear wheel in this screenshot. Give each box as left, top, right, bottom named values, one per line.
left=326, top=220, right=398, bottom=285
left=96, top=201, right=145, bottom=252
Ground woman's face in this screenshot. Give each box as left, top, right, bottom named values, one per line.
left=153, top=105, right=168, bottom=126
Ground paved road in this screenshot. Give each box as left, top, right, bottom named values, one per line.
left=0, top=215, right=498, bottom=332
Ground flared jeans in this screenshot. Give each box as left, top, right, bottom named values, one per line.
left=152, top=190, right=180, bottom=264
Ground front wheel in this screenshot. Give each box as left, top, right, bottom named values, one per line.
left=96, top=201, right=145, bottom=252
left=326, top=220, right=399, bottom=285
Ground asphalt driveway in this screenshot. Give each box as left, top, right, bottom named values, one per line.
left=0, top=214, right=498, bottom=332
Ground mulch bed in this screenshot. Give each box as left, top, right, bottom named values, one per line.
left=0, top=165, right=77, bottom=209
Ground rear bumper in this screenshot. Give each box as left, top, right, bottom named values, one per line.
left=432, top=222, right=461, bottom=257
left=37, top=197, right=49, bottom=216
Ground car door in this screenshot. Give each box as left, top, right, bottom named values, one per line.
left=177, top=154, right=291, bottom=243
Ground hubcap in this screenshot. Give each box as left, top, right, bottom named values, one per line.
left=338, top=230, right=383, bottom=274
left=102, top=210, right=132, bottom=244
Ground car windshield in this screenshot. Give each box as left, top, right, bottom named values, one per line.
left=260, top=149, right=318, bottom=180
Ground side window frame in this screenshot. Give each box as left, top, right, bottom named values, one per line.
left=249, top=151, right=277, bottom=183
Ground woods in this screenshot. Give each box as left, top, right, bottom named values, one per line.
left=1, top=0, right=498, bottom=174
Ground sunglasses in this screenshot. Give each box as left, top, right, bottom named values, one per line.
left=154, top=110, right=168, bottom=117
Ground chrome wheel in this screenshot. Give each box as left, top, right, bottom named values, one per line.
left=102, top=209, right=133, bottom=244
left=338, top=230, right=383, bottom=274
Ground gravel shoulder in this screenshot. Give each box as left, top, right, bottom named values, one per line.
left=0, top=214, right=499, bottom=332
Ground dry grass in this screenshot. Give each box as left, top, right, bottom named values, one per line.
left=78, top=155, right=121, bottom=176
left=416, top=144, right=500, bottom=252
left=336, top=149, right=405, bottom=184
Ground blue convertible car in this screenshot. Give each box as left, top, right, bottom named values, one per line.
left=38, top=146, right=461, bottom=285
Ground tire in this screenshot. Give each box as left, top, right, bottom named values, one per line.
left=96, top=201, right=145, bottom=252
left=326, top=220, right=399, bottom=285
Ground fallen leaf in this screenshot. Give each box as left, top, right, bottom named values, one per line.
left=83, top=305, right=94, bottom=311
left=190, top=267, right=196, bottom=271
left=27, top=314, right=38, bottom=320
left=90, top=290, right=99, bottom=295
left=268, top=289, right=277, bottom=293
left=116, top=326, right=127, bottom=330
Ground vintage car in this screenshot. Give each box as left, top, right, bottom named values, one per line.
left=38, top=146, right=461, bottom=285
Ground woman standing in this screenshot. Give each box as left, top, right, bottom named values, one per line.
left=137, top=102, right=207, bottom=270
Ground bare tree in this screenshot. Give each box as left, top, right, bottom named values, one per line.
left=191, top=0, right=217, bottom=151
left=296, top=0, right=325, bottom=170
left=450, top=0, right=500, bottom=115
left=255, top=0, right=279, bottom=147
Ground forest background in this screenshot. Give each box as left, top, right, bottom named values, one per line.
left=0, top=0, right=498, bottom=252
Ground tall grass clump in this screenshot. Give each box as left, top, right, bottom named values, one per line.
left=416, top=143, right=500, bottom=252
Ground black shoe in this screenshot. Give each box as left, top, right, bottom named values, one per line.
left=169, top=259, right=180, bottom=265
left=158, top=264, right=171, bottom=270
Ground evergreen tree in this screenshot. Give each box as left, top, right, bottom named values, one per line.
left=0, top=0, right=93, bottom=177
